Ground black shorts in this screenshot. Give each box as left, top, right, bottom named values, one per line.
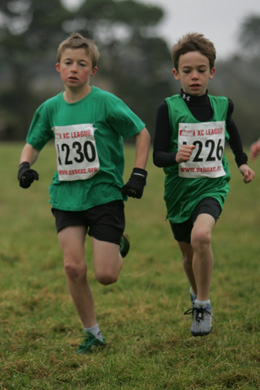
left=170, top=197, right=222, bottom=244
left=51, top=200, right=125, bottom=245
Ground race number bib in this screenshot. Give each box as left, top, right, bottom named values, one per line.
left=52, top=124, right=100, bottom=181
left=178, top=121, right=226, bottom=178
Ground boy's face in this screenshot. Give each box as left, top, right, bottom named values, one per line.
left=56, top=48, right=97, bottom=90
left=173, top=51, right=215, bottom=96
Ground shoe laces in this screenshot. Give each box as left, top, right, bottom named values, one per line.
left=184, top=307, right=212, bottom=323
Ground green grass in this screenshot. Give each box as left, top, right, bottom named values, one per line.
left=0, top=143, right=260, bottom=390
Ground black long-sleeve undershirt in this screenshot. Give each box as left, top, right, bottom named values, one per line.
left=153, top=91, right=248, bottom=168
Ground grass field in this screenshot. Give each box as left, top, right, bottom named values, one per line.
left=0, top=143, right=259, bottom=390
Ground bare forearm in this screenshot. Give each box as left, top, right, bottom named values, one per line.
left=134, top=128, right=150, bottom=169
left=20, top=143, right=40, bottom=166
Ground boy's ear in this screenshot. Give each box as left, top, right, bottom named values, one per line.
left=56, top=63, right=60, bottom=73
left=209, top=67, right=216, bottom=79
left=172, top=68, right=180, bottom=80
left=91, top=66, right=98, bottom=76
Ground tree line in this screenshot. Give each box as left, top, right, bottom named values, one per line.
left=0, top=0, right=259, bottom=144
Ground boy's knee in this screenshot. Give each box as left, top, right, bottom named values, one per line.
left=191, top=229, right=211, bottom=249
left=64, top=260, right=86, bottom=280
left=95, top=270, right=118, bottom=286
left=183, top=253, right=193, bottom=265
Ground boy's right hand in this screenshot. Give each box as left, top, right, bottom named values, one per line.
left=176, top=144, right=196, bottom=163
left=18, top=162, right=39, bottom=189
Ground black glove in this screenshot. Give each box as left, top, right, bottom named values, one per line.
left=121, top=168, right=147, bottom=199
left=18, top=162, right=39, bottom=189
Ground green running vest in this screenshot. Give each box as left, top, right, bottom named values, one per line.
left=164, top=94, right=231, bottom=223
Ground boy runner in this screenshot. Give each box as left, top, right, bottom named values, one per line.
left=18, top=32, right=150, bottom=353
left=153, top=33, right=254, bottom=336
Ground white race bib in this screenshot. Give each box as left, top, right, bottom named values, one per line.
left=178, top=121, right=226, bottom=178
left=52, top=124, right=100, bottom=181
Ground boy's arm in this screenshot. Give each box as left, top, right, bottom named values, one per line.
left=18, top=143, right=40, bottom=189
left=250, top=139, right=260, bottom=160
left=226, top=99, right=255, bottom=183
left=225, top=117, right=255, bottom=182
left=20, top=143, right=40, bottom=165
left=226, top=99, right=248, bottom=167
left=134, top=127, right=150, bottom=169
left=153, top=102, right=178, bottom=167
left=227, top=121, right=255, bottom=183
left=121, top=127, right=150, bottom=199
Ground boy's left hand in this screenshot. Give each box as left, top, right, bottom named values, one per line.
left=239, top=164, right=255, bottom=183
left=121, top=168, right=147, bottom=199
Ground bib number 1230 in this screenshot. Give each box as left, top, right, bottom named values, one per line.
left=53, top=123, right=100, bottom=181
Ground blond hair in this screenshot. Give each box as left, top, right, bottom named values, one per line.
left=171, top=33, right=216, bottom=71
left=57, top=32, right=100, bottom=68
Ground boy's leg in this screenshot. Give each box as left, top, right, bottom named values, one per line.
left=177, top=241, right=197, bottom=296
left=190, top=213, right=215, bottom=301
left=57, top=226, right=97, bottom=329
left=87, top=200, right=125, bottom=284
left=182, top=213, right=215, bottom=337
left=92, top=237, right=123, bottom=285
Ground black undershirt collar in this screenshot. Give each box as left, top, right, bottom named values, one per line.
left=180, top=89, right=213, bottom=122
left=180, top=88, right=209, bottom=104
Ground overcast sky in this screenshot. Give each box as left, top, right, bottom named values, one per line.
left=141, top=0, right=260, bottom=59
left=63, top=0, right=260, bottom=59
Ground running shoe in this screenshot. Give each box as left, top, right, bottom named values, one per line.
left=120, top=232, right=130, bottom=258
left=184, top=302, right=213, bottom=336
left=76, top=331, right=106, bottom=354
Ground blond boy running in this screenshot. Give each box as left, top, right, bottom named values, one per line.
left=18, top=33, right=150, bottom=353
